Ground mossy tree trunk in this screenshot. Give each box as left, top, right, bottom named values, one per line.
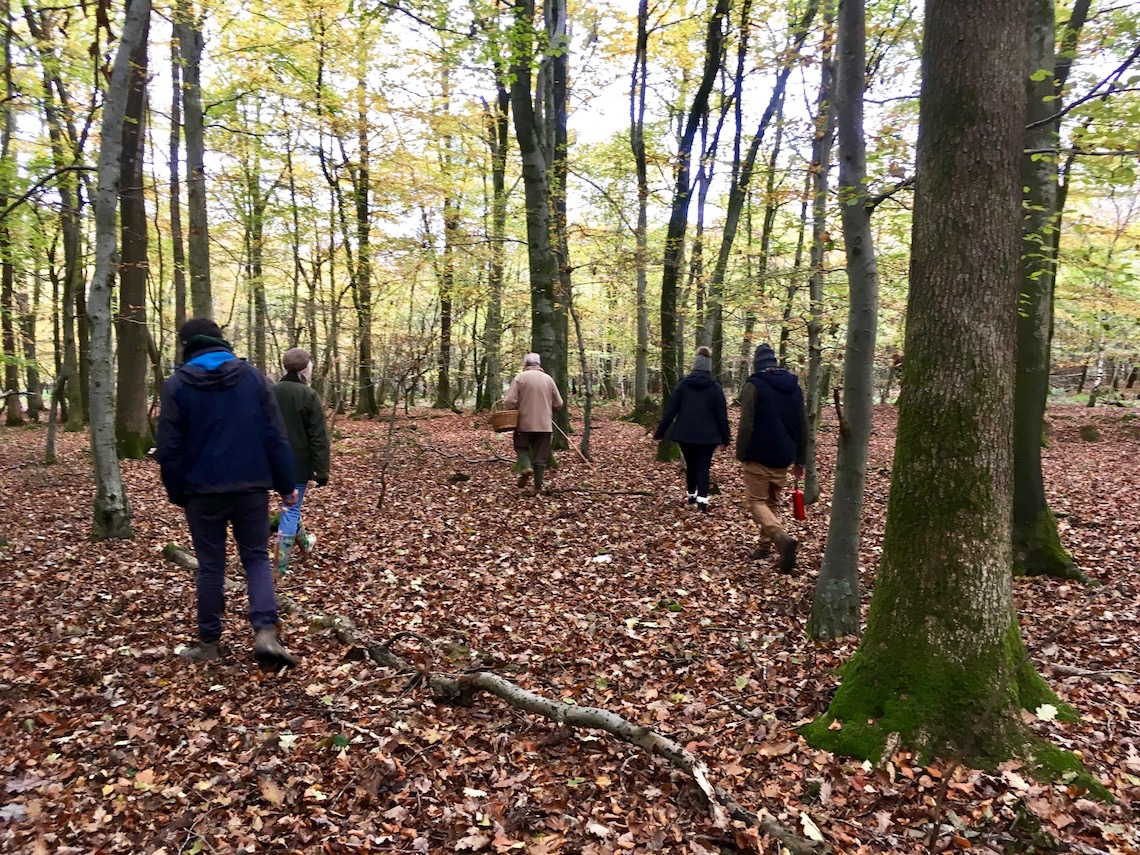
left=1012, top=0, right=1090, bottom=581
left=809, top=0, right=875, bottom=641
left=803, top=0, right=1068, bottom=766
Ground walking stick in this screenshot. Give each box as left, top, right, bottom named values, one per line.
left=554, top=421, right=592, bottom=465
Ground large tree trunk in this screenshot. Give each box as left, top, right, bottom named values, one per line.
left=115, top=9, right=153, bottom=459
left=1012, top=0, right=1090, bottom=581
left=89, top=0, right=149, bottom=541
left=175, top=0, right=211, bottom=319
left=803, top=0, right=1070, bottom=768
left=657, top=0, right=729, bottom=461
left=809, top=0, right=878, bottom=641
left=510, top=0, right=561, bottom=379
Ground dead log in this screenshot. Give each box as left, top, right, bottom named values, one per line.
left=163, top=546, right=825, bottom=854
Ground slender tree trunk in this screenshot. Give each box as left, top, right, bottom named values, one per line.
left=1012, top=0, right=1090, bottom=581
left=809, top=0, right=879, bottom=641
left=352, top=48, right=377, bottom=416
left=19, top=289, right=42, bottom=421
left=175, top=0, right=211, bottom=318
left=26, top=7, right=85, bottom=429
left=115, top=8, right=153, bottom=459
left=630, top=0, right=650, bottom=404
left=546, top=0, right=572, bottom=442
left=803, top=0, right=1072, bottom=769
left=89, top=0, right=150, bottom=541
left=0, top=2, right=21, bottom=427
left=480, top=81, right=509, bottom=410
left=658, top=0, right=729, bottom=460
left=169, top=35, right=187, bottom=335
left=707, top=1, right=818, bottom=376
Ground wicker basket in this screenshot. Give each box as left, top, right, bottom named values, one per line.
left=489, top=400, right=518, bottom=433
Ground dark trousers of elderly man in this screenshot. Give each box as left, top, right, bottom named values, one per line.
left=513, top=431, right=552, bottom=490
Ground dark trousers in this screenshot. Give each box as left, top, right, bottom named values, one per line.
left=184, top=492, right=278, bottom=642
left=678, top=442, right=717, bottom=499
left=513, top=430, right=553, bottom=467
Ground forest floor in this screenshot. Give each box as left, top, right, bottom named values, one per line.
left=0, top=401, right=1136, bottom=855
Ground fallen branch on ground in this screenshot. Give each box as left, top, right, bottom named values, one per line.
left=1047, top=663, right=1137, bottom=682
left=162, top=545, right=825, bottom=854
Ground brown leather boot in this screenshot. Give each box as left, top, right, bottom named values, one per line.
left=253, top=627, right=296, bottom=671
left=775, top=534, right=799, bottom=575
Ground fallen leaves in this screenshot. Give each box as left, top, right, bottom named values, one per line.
left=0, top=403, right=1135, bottom=853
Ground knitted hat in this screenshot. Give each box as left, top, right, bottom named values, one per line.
left=524, top=352, right=542, bottom=367
left=691, top=345, right=712, bottom=373
left=753, top=343, right=778, bottom=372
left=179, top=318, right=230, bottom=361
left=282, top=347, right=312, bottom=373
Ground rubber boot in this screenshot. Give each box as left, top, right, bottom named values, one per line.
left=516, top=449, right=533, bottom=488
left=532, top=464, right=545, bottom=494
left=179, top=640, right=220, bottom=662
left=253, top=627, right=296, bottom=670
left=775, top=533, right=799, bottom=575
left=276, top=534, right=295, bottom=575
left=296, top=526, right=317, bottom=556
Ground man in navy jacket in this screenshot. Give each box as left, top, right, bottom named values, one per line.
left=156, top=318, right=298, bottom=669
left=736, top=343, right=808, bottom=574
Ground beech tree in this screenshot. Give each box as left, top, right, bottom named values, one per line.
left=114, top=4, right=153, bottom=458
left=809, top=0, right=878, bottom=640
left=1013, top=0, right=1090, bottom=580
left=89, top=0, right=148, bottom=540
left=803, top=0, right=1077, bottom=769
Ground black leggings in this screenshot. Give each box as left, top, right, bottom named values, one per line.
left=678, top=442, right=717, bottom=498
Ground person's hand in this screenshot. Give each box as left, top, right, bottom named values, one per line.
left=282, top=489, right=299, bottom=506
left=792, top=464, right=805, bottom=480
left=314, top=476, right=328, bottom=488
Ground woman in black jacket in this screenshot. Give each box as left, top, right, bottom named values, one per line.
left=654, top=346, right=732, bottom=512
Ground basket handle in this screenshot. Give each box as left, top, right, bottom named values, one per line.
left=491, top=398, right=505, bottom=414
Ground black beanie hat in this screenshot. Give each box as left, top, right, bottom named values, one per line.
left=179, top=318, right=231, bottom=362
left=753, top=343, right=778, bottom=372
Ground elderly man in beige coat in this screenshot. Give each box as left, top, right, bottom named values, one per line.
left=504, top=353, right=564, bottom=493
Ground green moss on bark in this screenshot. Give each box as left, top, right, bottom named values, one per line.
left=116, top=429, right=154, bottom=461
left=801, top=618, right=1096, bottom=792
left=1013, top=508, right=1089, bottom=582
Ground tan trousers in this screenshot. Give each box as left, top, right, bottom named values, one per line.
left=741, top=461, right=789, bottom=544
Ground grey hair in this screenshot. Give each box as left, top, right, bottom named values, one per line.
left=523, top=352, right=542, bottom=367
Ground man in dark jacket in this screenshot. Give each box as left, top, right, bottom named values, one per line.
left=654, top=346, right=731, bottom=512
left=272, top=347, right=330, bottom=574
left=156, top=318, right=298, bottom=669
left=736, top=343, right=807, bottom=574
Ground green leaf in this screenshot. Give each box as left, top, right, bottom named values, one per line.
left=1029, top=68, right=1052, bottom=82
left=735, top=675, right=748, bottom=690
left=332, top=733, right=350, bottom=748
left=566, top=776, right=585, bottom=788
